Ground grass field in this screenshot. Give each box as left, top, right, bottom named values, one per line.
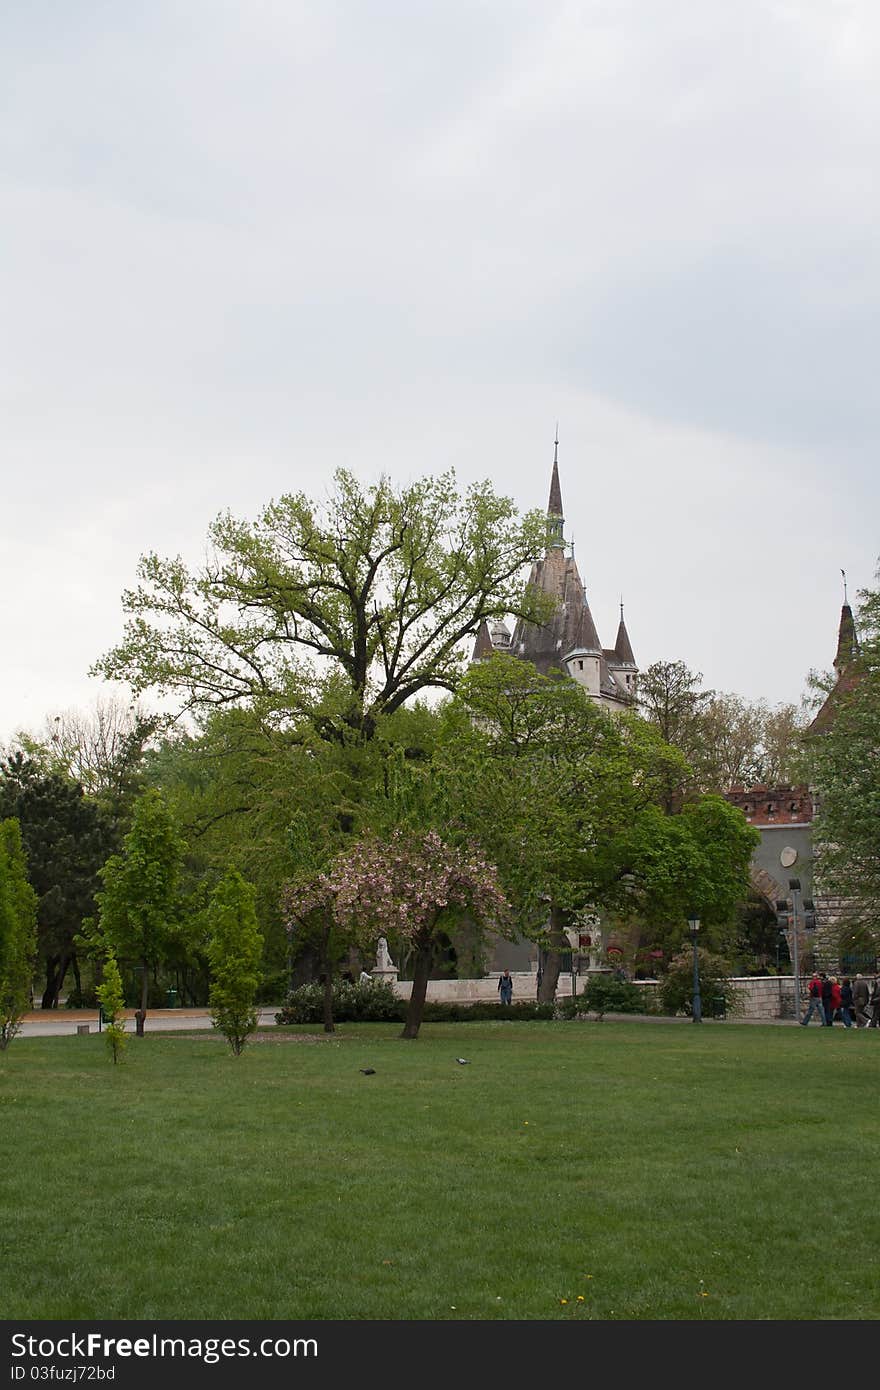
left=2, top=1019, right=879, bottom=1321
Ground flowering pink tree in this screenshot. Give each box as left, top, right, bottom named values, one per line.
left=281, top=871, right=370, bottom=1033
left=332, top=829, right=511, bottom=1039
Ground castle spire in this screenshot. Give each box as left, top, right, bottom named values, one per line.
left=547, top=427, right=565, bottom=549
left=833, top=600, right=858, bottom=673
left=614, top=599, right=636, bottom=666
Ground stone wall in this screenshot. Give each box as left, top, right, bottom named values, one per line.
left=392, top=972, right=801, bottom=1019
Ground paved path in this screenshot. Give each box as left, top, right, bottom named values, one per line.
left=14, top=1009, right=823, bottom=1038
left=16, top=1008, right=282, bottom=1038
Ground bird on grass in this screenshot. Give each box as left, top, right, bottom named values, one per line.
left=359, top=1068, right=376, bottom=1075
left=455, top=1058, right=470, bottom=1065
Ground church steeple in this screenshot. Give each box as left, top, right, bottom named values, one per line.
left=614, top=600, right=636, bottom=667
left=833, top=603, right=858, bottom=673
left=547, top=428, right=565, bottom=550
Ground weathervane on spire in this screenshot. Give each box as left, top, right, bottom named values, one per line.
left=841, top=568, right=848, bottom=605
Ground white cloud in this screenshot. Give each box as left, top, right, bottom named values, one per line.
left=1, top=0, right=878, bottom=740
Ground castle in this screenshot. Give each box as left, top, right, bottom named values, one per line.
left=472, top=439, right=638, bottom=707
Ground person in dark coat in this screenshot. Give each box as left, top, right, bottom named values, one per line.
left=853, top=974, right=871, bottom=1027
left=828, top=977, right=844, bottom=1025
left=839, top=978, right=854, bottom=1028
left=869, top=978, right=880, bottom=1028
left=497, top=969, right=513, bottom=1005
left=821, top=973, right=834, bottom=1026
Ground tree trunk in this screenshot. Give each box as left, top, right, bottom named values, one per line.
left=135, top=957, right=148, bottom=1036
left=322, top=972, right=335, bottom=1034
left=401, top=943, right=432, bottom=1040
left=537, top=904, right=568, bottom=1004
left=41, top=953, right=71, bottom=1010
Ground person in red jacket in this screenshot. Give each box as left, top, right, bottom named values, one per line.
left=829, top=977, right=844, bottom=1025
left=800, top=973, right=825, bottom=1026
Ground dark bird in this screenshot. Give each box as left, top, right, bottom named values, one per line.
left=455, top=1058, right=470, bottom=1065
left=359, top=1068, right=376, bottom=1075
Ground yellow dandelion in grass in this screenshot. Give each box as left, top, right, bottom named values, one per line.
left=699, top=1291, right=709, bottom=1298
left=560, top=1298, right=568, bottom=1305
left=576, top=1296, right=585, bottom=1303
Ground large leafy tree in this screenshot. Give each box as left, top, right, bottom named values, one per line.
left=146, top=704, right=423, bottom=988
left=0, top=819, right=38, bottom=1049
left=87, top=788, right=184, bottom=1033
left=93, top=470, right=550, bottom=739
left=806, top=569, right=880, bottom=944
left=0, top=753, right=113, bottom=1008
left=438, top=655, right=756, bottom=997
left=40, top=698, right=161, bottom=833
left=639, top=660, right=807, bottom=795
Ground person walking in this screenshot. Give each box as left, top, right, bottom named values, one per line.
left=853, top=974, right=871, bottom=1027
left=498, top=969, right=513, bottom=1005
left=821, top=972, right=834, bottom=1026
left=828, top=977, right=844, bottom=1025
left=839, top=977, right=855, bottom=1028
left=869, top=977, right=880, bottom=1028
left=801, top=972, right=825, bottom=1026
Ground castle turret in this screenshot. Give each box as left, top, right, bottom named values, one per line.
left=809, top=591, right=863, bottom=734
left=605, top=601, right=638, bottom=701
left=476, top=436, right=637, bottom=709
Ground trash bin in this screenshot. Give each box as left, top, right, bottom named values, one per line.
left=711, top=995, right=726, bottom=1020
left=165, top=988, right=179, bottom=1009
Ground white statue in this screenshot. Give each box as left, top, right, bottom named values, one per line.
left=375, top=937, right=396, bottom=972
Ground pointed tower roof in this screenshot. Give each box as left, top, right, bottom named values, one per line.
left=546, top=429, right=565, bottom=550
left=808, top=597, right=863, bottom=734
left=471, top=620, right=494, bottom=661
left=614, top=602, right=636, bottom=666
left=548, top=430, right=563, bottom=516
left=566, top=597, right=601, bottom=655
left=833, top=603, right=858, bottom=673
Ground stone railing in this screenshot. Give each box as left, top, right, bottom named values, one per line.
left=393, top=972, right=802, bottom=1020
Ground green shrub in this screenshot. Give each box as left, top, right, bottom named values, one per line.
left=420, top=1000, right=556, bottom=1022
left=659, top=947, right=742, bottom=1018
left=275, top=984, right=557, bottom=1025
left=276, top=979, right=403, bottom=1024
left=554, top=976, right=653, bottom=1018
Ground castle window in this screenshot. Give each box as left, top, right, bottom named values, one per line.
left=766, top=803, right=774, bottom=815
left=578, top=660, right=583, bottom=670
left=789, top=802, right=798, bottom=813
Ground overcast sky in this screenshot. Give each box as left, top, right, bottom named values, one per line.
left=2, top=0, right=878, bottom=744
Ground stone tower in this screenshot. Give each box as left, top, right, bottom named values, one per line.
left=472, top=438, right=637, bottom=710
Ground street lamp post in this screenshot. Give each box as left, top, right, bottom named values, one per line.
left=688, top=913, right=702, bottom=1022
left=789, top=879, right=803, bottom=1017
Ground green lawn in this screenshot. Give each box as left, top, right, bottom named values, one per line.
left=2, top=1020, right=878, bottom=1321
